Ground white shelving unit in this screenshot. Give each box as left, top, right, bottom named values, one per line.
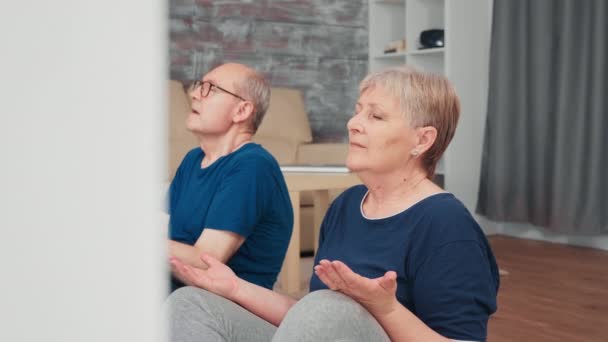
left=369, top=0, right=447, bottom=175
left=368, top=0, right=493, bottom=214
left=369, top=0, right=446, bottom=75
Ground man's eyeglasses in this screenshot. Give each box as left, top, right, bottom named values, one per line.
left=190, top=80, right=247, bottom=102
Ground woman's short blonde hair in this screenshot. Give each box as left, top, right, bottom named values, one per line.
left=359, top=66, right=460, bottom=178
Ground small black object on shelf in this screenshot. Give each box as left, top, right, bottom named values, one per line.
left=419, top=29, right=444, bottom=49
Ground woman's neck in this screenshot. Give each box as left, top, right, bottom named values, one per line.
left=198, top=131, right=253, bottom=168
left=359, top=168, right=441, bottom=218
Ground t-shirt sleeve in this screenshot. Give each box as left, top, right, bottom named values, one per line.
left=310, top=195, right=342, bottom=290
left=412, top=240, right=498, bottom=341
left=168, top=148, right=201, bottom=216
left=204, top=159, right=273, bottom=238
left=312, top=214, right=329, bottom=267
left=167, top=168, right=184, bottom=216
left=314, top=194, right=341, bottom=258
left=168, top=151, right=189, bottom=216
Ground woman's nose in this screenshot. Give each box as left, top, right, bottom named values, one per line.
left=347, top=113, right=363, bottom=133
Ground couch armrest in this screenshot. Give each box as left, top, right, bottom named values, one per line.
left=296, top=143, right=349, bottom=165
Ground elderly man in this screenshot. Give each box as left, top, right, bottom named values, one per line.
left=168, top=63, right=293, bottom=291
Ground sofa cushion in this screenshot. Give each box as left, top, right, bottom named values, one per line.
left=296, top=143, right=349, bottom=165
left=252, top=135, right=300, bottom=165
left=256, top=88, right=313, bottom=145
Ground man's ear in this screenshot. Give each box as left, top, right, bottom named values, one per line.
left=412, top=126, right=437, bottom=156
left=232, top=101, right=255, bottom=124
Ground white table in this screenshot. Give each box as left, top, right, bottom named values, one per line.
left=278, top=171, right=362, bottom=295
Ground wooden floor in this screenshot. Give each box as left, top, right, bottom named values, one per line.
left=488, top=236, right=608, bottom=342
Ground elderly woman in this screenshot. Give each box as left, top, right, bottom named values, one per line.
left=167, top=66, right=499, bottom=342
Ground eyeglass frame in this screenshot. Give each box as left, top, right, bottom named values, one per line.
left=190, top=80, right=248, bottom=102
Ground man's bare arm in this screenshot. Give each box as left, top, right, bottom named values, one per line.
left=169, top=229, right=245, bottom=283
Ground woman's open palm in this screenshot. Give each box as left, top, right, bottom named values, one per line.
left=314, top=259, right=399, bottom=316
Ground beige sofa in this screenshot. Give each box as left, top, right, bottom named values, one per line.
left=168, top=81, right=349, bottom=252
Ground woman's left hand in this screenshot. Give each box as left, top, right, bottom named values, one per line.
left=314, top=259, right=399, bottom=317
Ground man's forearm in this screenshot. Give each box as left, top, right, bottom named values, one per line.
left=168, top=240, right=207, bottom=270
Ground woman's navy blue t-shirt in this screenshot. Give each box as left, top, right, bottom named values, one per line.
left=310, top=185, right=499, bottom=341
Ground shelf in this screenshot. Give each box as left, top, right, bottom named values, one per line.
left=406, top=47, right=445, bottom=56
left=373, top=51, right=407, bottom=59
left=373, top=0, right=405, bottom=5
left=373, top=47, right=444, bottom=59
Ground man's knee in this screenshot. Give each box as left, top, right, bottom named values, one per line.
left=167, top=286, right=219, bottom=317
left=166, top=287, right=230, bottom=332
left=169, top=286, right=206, bottom=304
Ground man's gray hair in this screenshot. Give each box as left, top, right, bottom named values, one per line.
left=236, top=72, right=270, bottom=133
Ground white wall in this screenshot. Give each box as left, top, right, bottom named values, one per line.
left=444, top=0, right=498, bottom=235
left=0, top=1, right=167, bottom=341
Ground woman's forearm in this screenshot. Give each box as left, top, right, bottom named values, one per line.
left=374, top=303, right=449, bottom=342
left=231, top=279, right=297, bottom=326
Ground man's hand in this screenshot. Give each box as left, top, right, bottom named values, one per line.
left=170, top=253, right=242, bottom=301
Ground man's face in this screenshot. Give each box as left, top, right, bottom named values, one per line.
left=186, top=64, right=245, bottom=136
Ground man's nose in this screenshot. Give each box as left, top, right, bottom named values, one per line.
left=189, top=86, right=201, bottom=101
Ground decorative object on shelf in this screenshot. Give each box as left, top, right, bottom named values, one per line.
left=418, top=29, right=444, bottom=49
left=383, top=38, right=406, bottom=54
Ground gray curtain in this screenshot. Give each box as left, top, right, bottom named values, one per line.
left=477, top=0, right=607, bottom=234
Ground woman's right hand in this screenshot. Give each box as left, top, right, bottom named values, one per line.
left=170, top=253, right=241, bottom=301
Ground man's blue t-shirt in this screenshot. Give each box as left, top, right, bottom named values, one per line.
left=169, top=144, right=293, bottom=290
left=310, top=185, right=499, bottom=341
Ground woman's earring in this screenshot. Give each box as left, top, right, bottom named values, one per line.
left=411, top=150, right=419, bottom=157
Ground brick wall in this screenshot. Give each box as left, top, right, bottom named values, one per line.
left=169, top=0, right=368, bottom=142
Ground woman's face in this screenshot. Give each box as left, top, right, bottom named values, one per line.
left=346, top=85, right=418, bottom=174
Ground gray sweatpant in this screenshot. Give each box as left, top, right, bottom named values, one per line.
left=166, top=286, right=391, bottom=342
